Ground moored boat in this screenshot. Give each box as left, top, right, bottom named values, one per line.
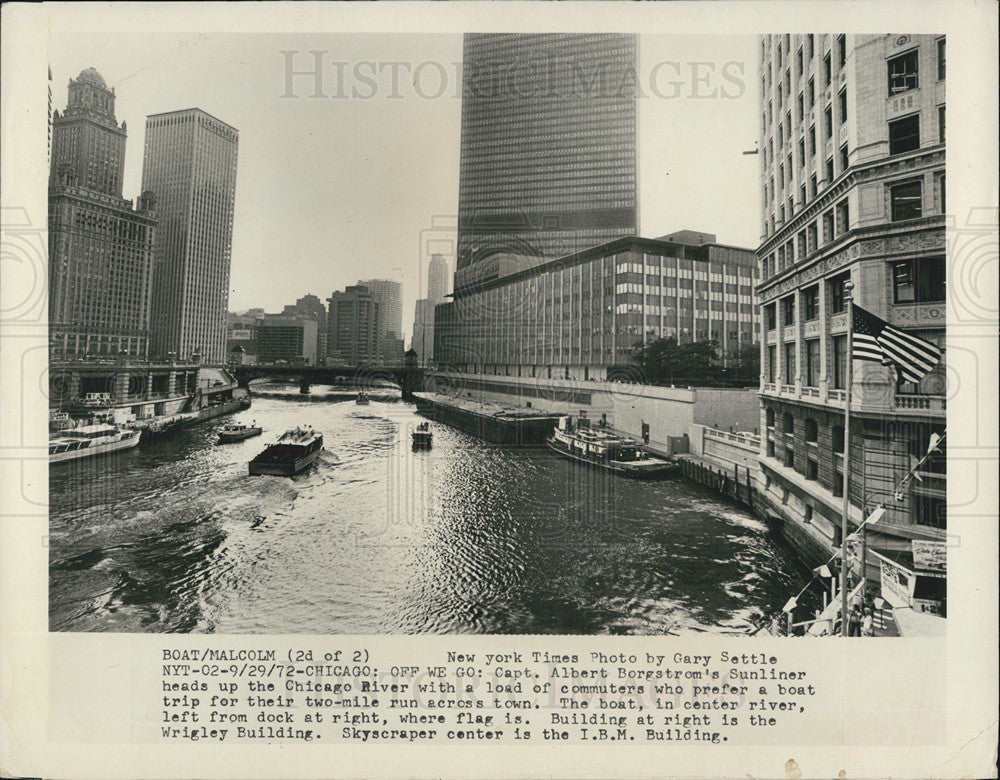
left=217, top=421, right=263, bottom=443
left=248, top=426, right=323, bottom=476
left=546, top=417, right=675, bottom=478
left=49, top=423, right=141, bottom=464
left=412, top=421, right=433, bottom=448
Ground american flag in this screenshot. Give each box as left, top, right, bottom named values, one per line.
left=852, top=304, right=942, bottom=384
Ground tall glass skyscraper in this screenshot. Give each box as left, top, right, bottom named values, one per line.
left=142, top=108, right=238, bottom=364
left=455, top=33, right=639, bottom=292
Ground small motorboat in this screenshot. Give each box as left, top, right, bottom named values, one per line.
left=412, top=421, right=433, bottom=448
left=356, top=391, right=370, bottom=405
left=218, top=421, right=263, bottom=443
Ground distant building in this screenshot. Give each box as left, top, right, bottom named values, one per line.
left=48, top=67, right=157, bottom=359
left=142, top=108, right=238, bottom=363
left=410, top=254, right=451, bottom=365
left=435, top=233, right=757, bottom=380
left=427, top=253, right=450, bottom=301
left=755, top=34, right=946, bottom=575
left=327, top=285, right=381, bottom=365
left=254, top=315, right=318, bottom=364
left=456, top=34, right=639, bottom=292
left=357, top=279, right=403, bottom=364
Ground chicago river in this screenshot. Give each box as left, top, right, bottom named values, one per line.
left=49, top=387, right=814, bottom=634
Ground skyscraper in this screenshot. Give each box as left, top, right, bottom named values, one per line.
left=755, top=35, right=946, bottom=584
left=48, top=68, right=157, bottom=359
left=426, top=254, right=450, bottom=301
left=455, top=33, right=639, bottom=292
left=410, top=254, right=451, bottom=365
left=357, top=278, right=403, bottom=364
left=327, top=285, right=380, bottom=365
left=142, top=108, right=238, bottom=364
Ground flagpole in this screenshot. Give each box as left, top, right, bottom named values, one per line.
left=840, top=279, right=855, bottom=637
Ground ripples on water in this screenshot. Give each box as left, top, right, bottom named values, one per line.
left=49, top=384, right=814, bottom=634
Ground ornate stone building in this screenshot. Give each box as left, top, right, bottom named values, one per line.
left=755, top=34, right=946, bottom=571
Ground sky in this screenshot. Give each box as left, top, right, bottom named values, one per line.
left=50, top=32, right=760, bottom=343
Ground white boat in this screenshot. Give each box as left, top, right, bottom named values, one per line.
left=217, top=422, right=263, bottom=443
left=49, top=423, right=141, bottom=463
left=546, top=417, right=675, bottom=478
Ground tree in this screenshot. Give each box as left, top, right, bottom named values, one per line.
left=631, top=338, right=721, bottom=385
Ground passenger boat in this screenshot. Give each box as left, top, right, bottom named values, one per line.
left=546, top=417, right=675, bottom=478
left=217, top=421, right=263, bottom=443
left=355, top=391, right=370, bottom=405
left=412, top=421, right=433, bottom=448
left=248, top=426, right=323, bottom=476
left=49, top=423, right=141, bottom=463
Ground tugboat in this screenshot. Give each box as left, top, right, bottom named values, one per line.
left=248, top=426, right=323, bottom=476
left=412, top=421, right=433, bottom=448
left=50, top=423, right=142, bottom=464
left=217, top=421, right=263, bottom=443
left=546, top=416, right=675, bottom=478
left=355, top=390, right=370, bottom=405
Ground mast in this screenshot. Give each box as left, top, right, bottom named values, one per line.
left=839, top=279, right=855, bottom=637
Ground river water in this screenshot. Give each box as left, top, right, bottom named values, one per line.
left=49, top=385, right=813, bottom=634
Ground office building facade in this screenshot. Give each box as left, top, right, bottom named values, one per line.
left=48, top=68, right=157, bottom=359
left=142, top=108, right=238, bottom=364
left=755, top=34, right=946, bottom=568
left=435, top=233, right=757, bottom=381
left=455, top=34, right=639, bottom=292
left=410, top=255, right=451, bottom=365
left=327, top=285, right=381, bottom=365
left=254, top=315, right=318, bottom=364
left=357, top=279, right=403, bottom=364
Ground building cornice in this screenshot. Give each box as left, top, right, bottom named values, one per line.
left=757, top=144, right=945, bottom=257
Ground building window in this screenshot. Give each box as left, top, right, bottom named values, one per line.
left=889, top=114, right=921, bottom=155
left=832, top=335, right=847, bottom=388
left=822, top=209, right=835, bottom=243
left=806, top=459, right=819, bottom=480
left=784, top=342, right=796, bottom=380
left=893, top=256, right=946, bottom=303
left=783, top=412, right=794, bottom=433
left=782, top=295, right=795, bottom=325
left=823, top=53, right=832, bottom=87
left=890, top=180, right=922, bottom=221
left=805, top=418, right=818, bottom=442
left=767, top=440, right=776, bottom=457
left=824, top=106, right=833, bottom=138
left=888, top=50, right=919, bottom=94
left=840, top=144, right=849, bottom=172
left=837, top=35, right=846, bottom=67
left=807, top=34, right=814, bottom=60
left=785, top=447, right=795, bottom=468
left=833, top=469, right=843, bottom=497
left=839, top=89, right=848, bottom=123
left=767, top=345, right=777, bottom=382
left=832, top=425, right=845, bottom=453
left=802, top=285, right=819, bottom=321
left=938, top=104, right=945, bottom=143
left=836, top=198, right=849, bottom=233
left=937, top=37, right=945, bottom=80
left=807, top=221, right=818, bottom=252
left=766, top=408, right=775, bottom=428
left=805, top=339, right=821, bottom=386
left=938, top=173, right=946, bottom=213
left=825, top=157, right=834, bottom=183
left=829, top=272, right=849, bottom=314
left=765, top=302, right=777, bottom=330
